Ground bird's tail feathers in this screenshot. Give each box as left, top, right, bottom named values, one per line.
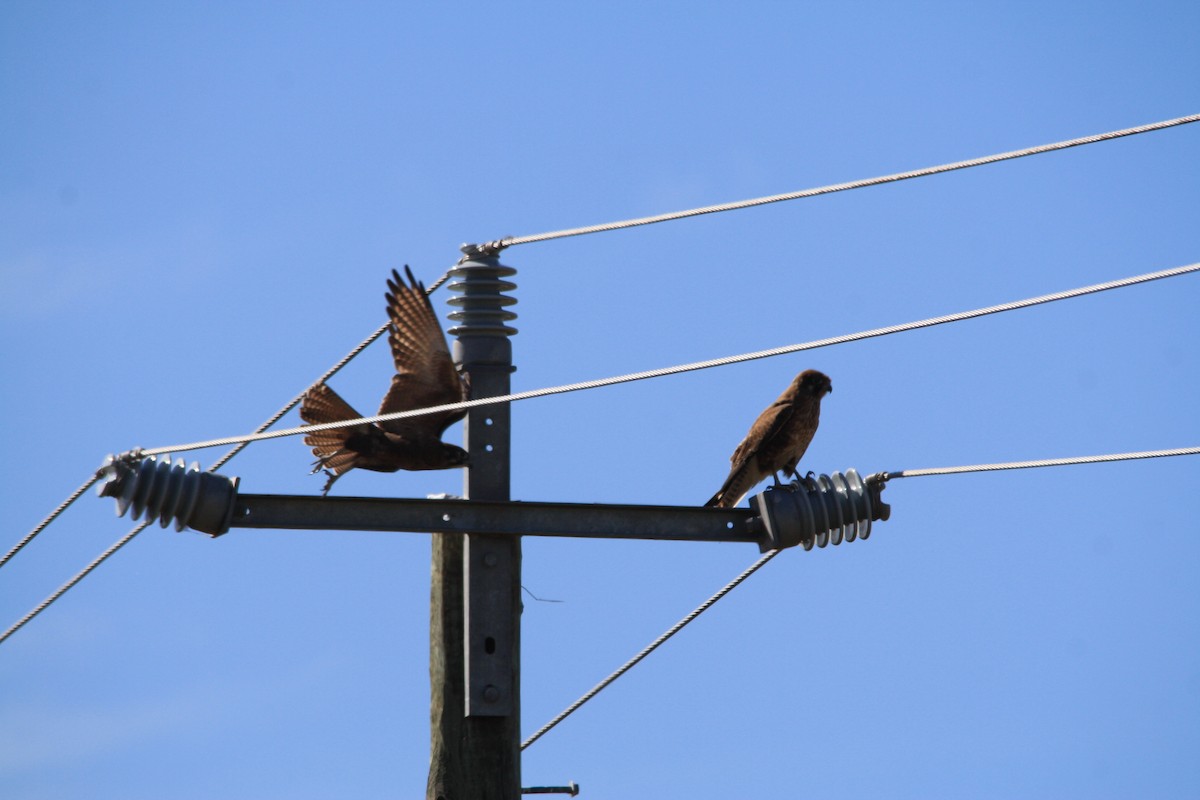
left=301, top=383, right=362, bottom=425
left=704, top=461, right=755, bottom=509
left=300, top=384, right=370, bottom=479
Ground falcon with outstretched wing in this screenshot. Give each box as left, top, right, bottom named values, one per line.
left=299, top=267, right=470, bottom=494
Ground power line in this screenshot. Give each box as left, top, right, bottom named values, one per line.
left=0, top=520, right=151, bottom=646
left=520, top=445, right=1200, bottom=750
left=1, top=265, right=459, bottom=574
left=122, top=272, right=455, bottom=461
left=135, top=260, right=1200, bottom=457
left=888, top=446, right=1200, bottom=479
left=0, top=265, right=471, bottom=642
left=480, top=114, right=1200, bottom=251
left=0, top=314, right=420, bottom=645
left=15, top=113, right=1195, bottom=547
left=6, top=115, right=1196, bottom=642
left=11, top=258, right=1190, bottom=635
left=521, top=549, right=781, bottom=751
left=0, top=472, right=103, bottom=572
left=0, top=321, right=394, bottom=580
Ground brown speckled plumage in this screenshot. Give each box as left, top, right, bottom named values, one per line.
left=705, top=370, right=832, bottom=509
left=299, top=267, right=470, bottom=495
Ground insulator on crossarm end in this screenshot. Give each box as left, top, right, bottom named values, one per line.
left=751, top=468, right=891, bottom=553
left=96, top=453, right=239, bottom=537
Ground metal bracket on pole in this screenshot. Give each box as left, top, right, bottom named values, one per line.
left=448, top=246, right=520, bottom=719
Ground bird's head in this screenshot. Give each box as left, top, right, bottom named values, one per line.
left=441, top=443, right=471, bottom=468
left=796, top=369, right=833, bottom=397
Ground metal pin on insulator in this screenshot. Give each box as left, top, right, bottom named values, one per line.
left=96, top=454, right=239, bottom=537
left=750, top=468, right=891, bottom=553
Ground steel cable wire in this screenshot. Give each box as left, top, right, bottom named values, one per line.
left=887, top=446, right=1200, bottom=478
left=5, top=114, right=1197, bottom=641
left=0, top=520, right=152, bottom=646
left=135, top=261, right=1200, bottom=457
left=7, top=114, right=1196, bottom=562
left=484, top=114, right=1200, bottom=250
left=519, top=445, right=1200, bottom=749
left=0, top=473, right=104, bottom=571
left=0, top=278, right=450, bottom=645
left=521, top=549, right=781, bottom=750
left=11, top=260, right=1193, bottom=642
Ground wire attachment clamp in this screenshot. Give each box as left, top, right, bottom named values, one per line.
left=751, top=468, right=890, bottom=553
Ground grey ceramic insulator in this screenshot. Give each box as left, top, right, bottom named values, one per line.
left=447, top=245, right=519, bottom=341
left=751, top=468, right=891, bottom=553
left=97, top=454, right=239, bottom=536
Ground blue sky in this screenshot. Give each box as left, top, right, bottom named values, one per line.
left=2, top=2, right=1198, bottom=798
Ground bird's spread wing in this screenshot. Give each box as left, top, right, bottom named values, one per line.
left=377, top=267, right=469, bottom=437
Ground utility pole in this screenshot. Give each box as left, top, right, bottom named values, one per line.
left=428, top=247, right=520, bottom=800
left=99, top=453, right=889, bottom=798
left=94, top=247, right=891, bottom=796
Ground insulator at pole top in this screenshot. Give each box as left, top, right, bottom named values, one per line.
left=447, top=244, right=518, bottom=340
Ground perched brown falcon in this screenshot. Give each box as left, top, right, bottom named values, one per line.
left=704, top=369, right=832, bottom=509
left=299, top=266, right=470, bottom=495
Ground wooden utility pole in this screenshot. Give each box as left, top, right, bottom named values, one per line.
left=428, top=249, right=521, bottom=800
